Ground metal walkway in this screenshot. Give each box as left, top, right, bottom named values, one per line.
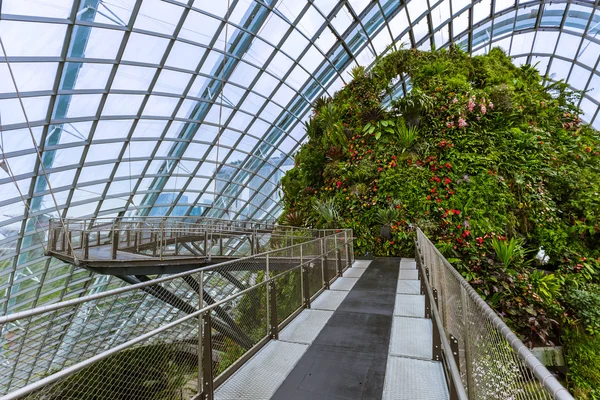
left=214, top=258, right=447, bottom=400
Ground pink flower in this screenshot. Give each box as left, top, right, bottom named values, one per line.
left=458, top=117, right=468, bottom=128
left=468, top=100, right=475, bottom=112
left=452, top=97, right=458, bottom=104
left=480, top=104, right=487, bottom=115
left=488, top=102, right=494, bottom=109
left=446, top=121, right=455, bottom=128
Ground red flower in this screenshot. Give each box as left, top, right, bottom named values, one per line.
left=390, top=241, right=395, bottom=245
left=444, top=177, right=452, bottom=185
left=462, top=230, right=471, bottom=237
left=336, top=181, right=342, bottom=188
left=476, top=237, right=484, bottom=244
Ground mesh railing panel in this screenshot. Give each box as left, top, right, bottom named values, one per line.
left=210, top=285, right=268, bottom=378
left=21, top=321, right=200, bottom=400
left=416, top=228, right=571, bottom=400
left=275, top=268, right=303, bottom=324
left=1, top=229, right=354, bottom=399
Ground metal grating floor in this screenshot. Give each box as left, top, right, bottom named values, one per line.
left=382, top=356, right=449, bottom=400
left=389, top=316, right=433, bottom=359
left=279, top=309, right=334, bottom=345
left=310, top=290, right=348, bottom=311
left=329, top=277, right=359, bottom=291
left=353, top=260, right=372, bottom=269
left=394, top=294, right=425, bottom=318
left=397, top=280, right=420, bottom=295
left=399, top=269, right=419, bottom=280
left=343, top=268, right=366, bottom=278
left=215, top=340, right=309, bottom=400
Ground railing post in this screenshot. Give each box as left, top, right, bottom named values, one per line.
left=201, top=311, right=214, bottom=400
left=431, top=288, right=442, bottom=361
left=111, top=227, right=118, bottom=260
left=268, top=280, right=278, bottom=340
left=204, top=231, right=208, bottom=256
left=461, top=286, right=475, bottom=400
left=198, top=271, right=204, bottom=396
left=302, top=265, right=311, bottom=309
left=345, top=242, right=351, bottom=268
left=336, top=248, right=342, bottom=277
left=83, top=231, right=89, bottom=260
left=67, top=231, right=73, bottom=256
left=322, top=239, right=329, bottom=289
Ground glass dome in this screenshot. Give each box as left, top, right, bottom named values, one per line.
left=0, top=0, right=599, bottom=319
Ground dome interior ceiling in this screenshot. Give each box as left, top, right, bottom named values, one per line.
left=0, top=0, right=599, bottom=316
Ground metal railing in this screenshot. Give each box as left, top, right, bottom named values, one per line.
left=46, top=217, right=323, bottom=262
left=0, top=229, right=354, bottom=399
left=416, top=228, right=573, bottom=400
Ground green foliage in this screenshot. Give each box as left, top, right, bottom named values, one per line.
left=312, top=198, right=339, bottom=228
left=565, top=284, right=600, bottom=336
left=25, top=344, right=197, bottom=400
left=375, top=207, right=400, bottom=225
left=563, top=328, right=600, bottom=400
left=528, top=270, right=561, bottom=304
left=492, top=237, right=522, bottom=270
left=279, top=48, right=600, bottom=391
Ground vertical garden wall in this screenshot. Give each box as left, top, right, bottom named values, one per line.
left=279, top=47, right=600, bottom=398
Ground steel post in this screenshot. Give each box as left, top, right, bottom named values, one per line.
left=198, top=271, right=204, bottom=396
left=336, top=248, right=342, bottom=277
left=83, top=232, right=89, bottom=260
left=302, top=265, right=311, bottom=309
left=202, top=311, right=214, bottom=400
left=268, top=280, right=278, bottom=339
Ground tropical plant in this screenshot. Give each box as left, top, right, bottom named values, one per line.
left=395, top=122, right=419, bottom=148
left=317, top=102, right=346, bottom=147
left=312, top=198, right=338, bottom=228
left=492, top=237, right=521, bottom=270
left=529, top=270, right=561, bottom=304
left=349, top=65, right=367, bottom=80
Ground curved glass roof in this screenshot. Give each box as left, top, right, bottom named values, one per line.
left=1, top=0, right=599, bottom=316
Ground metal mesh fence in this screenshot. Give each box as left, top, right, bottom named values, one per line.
left=416, top=228, right=572, bottom=400
left=1, top=228, right=353, bottom=399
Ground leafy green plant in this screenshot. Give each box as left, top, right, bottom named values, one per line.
left=492, top=237, right=521, bottom=269
left=375, top=207, right=400, bottom=225
left=317, top=102, right=346, bottom=147
left=529, top=270, right=561, bottom=304
left=395, top=123, right=419, bottom=149
left=565, top=284, right=600, bottom=336
left=312, top=198, right=339, bottom=228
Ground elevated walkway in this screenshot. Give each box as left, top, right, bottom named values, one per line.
left=0, top=227, right=573, bottom=400
left=215, top=258, right=448, bottom=400
left=45, top=217, right=321, bottom=275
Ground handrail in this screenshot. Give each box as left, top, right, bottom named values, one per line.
left=416, top=228, right=574, bottom=400
left=416, top=251, right=468, bottom=400
left=0, top=230, right=354, bottom=400
left=0, top=231, right=350, bottom=325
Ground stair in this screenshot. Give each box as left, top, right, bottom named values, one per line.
left=382, top=258, right=449, bottom=400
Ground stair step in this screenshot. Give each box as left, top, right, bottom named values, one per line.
left=394, top=294, right=425, bottom=318
left=389, top=316, right=432, bottom=359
